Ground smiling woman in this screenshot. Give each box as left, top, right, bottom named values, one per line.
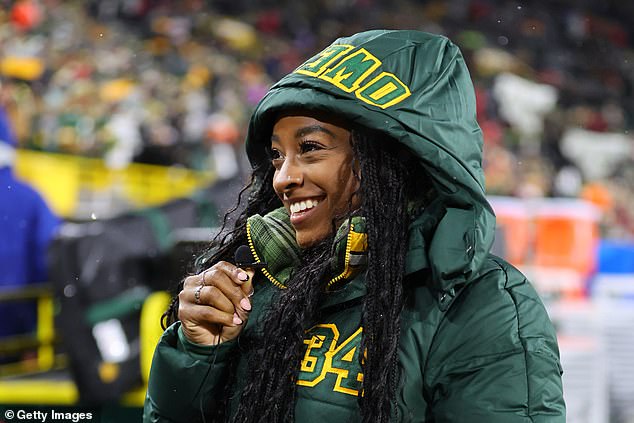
left=144, top=30, right=565, bottom=423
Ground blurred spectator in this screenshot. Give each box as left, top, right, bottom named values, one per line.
left=0, top=105, right=60, bottom=339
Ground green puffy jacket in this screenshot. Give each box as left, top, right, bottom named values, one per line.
left=144, top=30, right=565, bottom=422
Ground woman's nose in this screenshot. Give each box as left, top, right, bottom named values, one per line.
left=273, top=158, right=303, bottom=193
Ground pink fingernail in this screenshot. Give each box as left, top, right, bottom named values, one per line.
left=238, top=272, right=249, bottom=281
left=240, top=298, right=251, bottom=311
left=233, top=313, right=243, bottom=325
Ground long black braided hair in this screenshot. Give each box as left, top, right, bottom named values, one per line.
left=163, top=127, right=430, bottom=423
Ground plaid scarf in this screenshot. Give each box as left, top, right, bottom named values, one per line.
left=246, top=207, right=368, bottom=289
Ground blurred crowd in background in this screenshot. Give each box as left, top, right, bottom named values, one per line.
left=1, top=2, right=634, bottom=420
left=1, top=0, right=633, bottom=238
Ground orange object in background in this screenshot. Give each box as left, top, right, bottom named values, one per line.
left=489, top=197, right=601, bottom=300
left=533, top=202, right=600, bottom=276
left=490, top=197, right=600, bottom=274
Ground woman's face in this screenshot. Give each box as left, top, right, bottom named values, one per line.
left=270, top=114, right=360, bottom=247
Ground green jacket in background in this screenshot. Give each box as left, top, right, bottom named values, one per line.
left=144, top=30, right=565, bottom=422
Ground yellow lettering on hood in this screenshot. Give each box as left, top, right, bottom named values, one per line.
left=295, top=45, right=411, bottom=109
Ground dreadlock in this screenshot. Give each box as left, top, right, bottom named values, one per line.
left=354, top=132, right=412, bottom=423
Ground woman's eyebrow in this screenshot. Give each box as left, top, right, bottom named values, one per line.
left=295, top=124, right=336, bottom=139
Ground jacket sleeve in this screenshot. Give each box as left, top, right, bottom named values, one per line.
left=425, top=263, right=566, bottom=423
left=143, top=322, right=238, bottom=423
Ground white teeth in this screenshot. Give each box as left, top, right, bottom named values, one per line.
left=290, top=199, right=319, bottom=214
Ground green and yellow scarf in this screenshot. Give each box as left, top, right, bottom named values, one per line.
left=245, top=207, right=368, bottom=289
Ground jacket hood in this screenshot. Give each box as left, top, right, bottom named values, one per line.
left=244, top=30, right=495, bottom=303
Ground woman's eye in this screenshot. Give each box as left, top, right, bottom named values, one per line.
left=299, top=141, right=323, bottom=154
left=269, top=148, right=284, bottom=167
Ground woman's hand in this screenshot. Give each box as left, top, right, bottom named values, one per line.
left=178, top=261, right=254, bottom=345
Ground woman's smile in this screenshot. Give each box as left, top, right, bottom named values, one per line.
left=286, top=195, right=324, bottom=226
